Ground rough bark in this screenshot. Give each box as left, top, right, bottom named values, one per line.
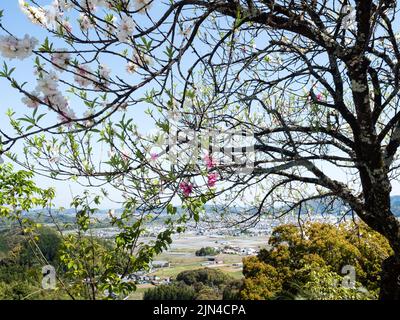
left=359, top=179, right=400, bottom=299
left=379, top=255, right=400, bottom=300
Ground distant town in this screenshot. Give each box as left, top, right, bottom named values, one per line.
left=80, top=211, right=352, bottom=291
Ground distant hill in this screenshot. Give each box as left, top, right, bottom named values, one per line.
left=390, top=196, right=400, bottom=216
left=13, top=195, right=400, bottom=224
left=279, top=196, right=400, bottom=217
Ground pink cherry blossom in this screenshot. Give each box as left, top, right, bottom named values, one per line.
left=150, top=152, right=159, bottom=161
left=79, top=14, right=92, bottom=31
left=126, top=62, right=137, bottom=74
left=207, top=172, right=218, bottom=188
left=204, top=153, right=216, bottom=169
left=116, top=15, right=135, bottom=42
left=61, top=20, right=72, bottom=33
left=179, top=181, right=193, bottom=197
left=316, top=93, right=324, bottom=101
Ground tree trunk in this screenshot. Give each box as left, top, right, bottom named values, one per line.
left=347, top=56, right=400, bottom=299
left=362, top=199, right=400, bottom=299
left=362, top=203, right=400, bottom=299
left=379, top=255, right=400, bottom=300
left=357, top=169, right=400, bottom=299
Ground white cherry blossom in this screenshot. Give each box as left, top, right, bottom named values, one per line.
left=57, top=107, right=76, bottom=127
left=21, top=91, right=41, bottom=109
left=126, top=62, right=137, bottom=74
left=116, top=15, right=135, bottom=42
left=51, top=49, right=71, bottom=71
left=0, top=34, right=38, bottom=60
left=79, top=14, right=92, bottom=31
left=36, top=71, right=60, bottom=96
left=74, top=65, right=94, bottom=87
left=19, top=1, right=47, bottom=26
left=134, top=0, right=153, bottom=13
left=99, top=64, right=111, bottom=81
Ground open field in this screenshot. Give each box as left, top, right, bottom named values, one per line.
left=146, top=234, right=269, bottom=280
left=125, top=233, right=269, bottom=299
left=127, top=284, right=155, bottom=300
left=168, top=234, right=269, bottom=251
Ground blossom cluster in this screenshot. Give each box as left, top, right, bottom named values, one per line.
left=179, top=181, right=193, bottom=197
left=78, top=0, right=153, bottom=13
left=0, top=0, right=154, bottom=127
left=19, top=0, right=49, bottom=26
left=204, top=153, right=218, bottom=188
left=18, top=0, right=67, bottom=29
left=207, top=172, right=218, bottom=188
left=19, top=0, right=151, bottom=28
left=22, top=70, right=76, bottom=126
left=74, top=65, right=94, bottom=87
left=38, top=71, right=74, bottom=121
left=116, top=15, right=136, bottom=42
left=178, top=153, right=219, bottom=198
left=79, top=14, right=93, bottom=31
left=0, top=34, right=38, bottom=60
left=15, top=0, right=156, bottom=75
left=19, top=0, right=152, bottom=39
left=51, top=49, right=71, bottom=70
left=72, top=64, right=111, bottom=88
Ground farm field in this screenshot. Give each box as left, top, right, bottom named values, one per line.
left=127, top=234, right=268, bottom=299
left=154, top=235, right=267, bottom=276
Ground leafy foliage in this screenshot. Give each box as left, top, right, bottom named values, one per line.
left=0, top=227, right=67, bottom=300
left=294, top=266, right=375, bottom=300
left=144, top=268, right=236, bottom=300
left=0, top=163, right=54, bottom=225
left=240, top=221, right=393, bottom=300
left=2, top=0, right=400, bottom=299
left=195, top=247, right=219, bottom=256
left=143, top=282, right=196, bottom=300
left=177, top=268, right=233, bottom=289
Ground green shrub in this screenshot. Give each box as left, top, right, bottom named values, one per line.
left=195, top=247, right=218, bottom=256
left=240, top=222, right=392, bottom=300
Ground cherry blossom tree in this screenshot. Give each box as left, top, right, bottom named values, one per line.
left=1, top=0, right=400, bottom=299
